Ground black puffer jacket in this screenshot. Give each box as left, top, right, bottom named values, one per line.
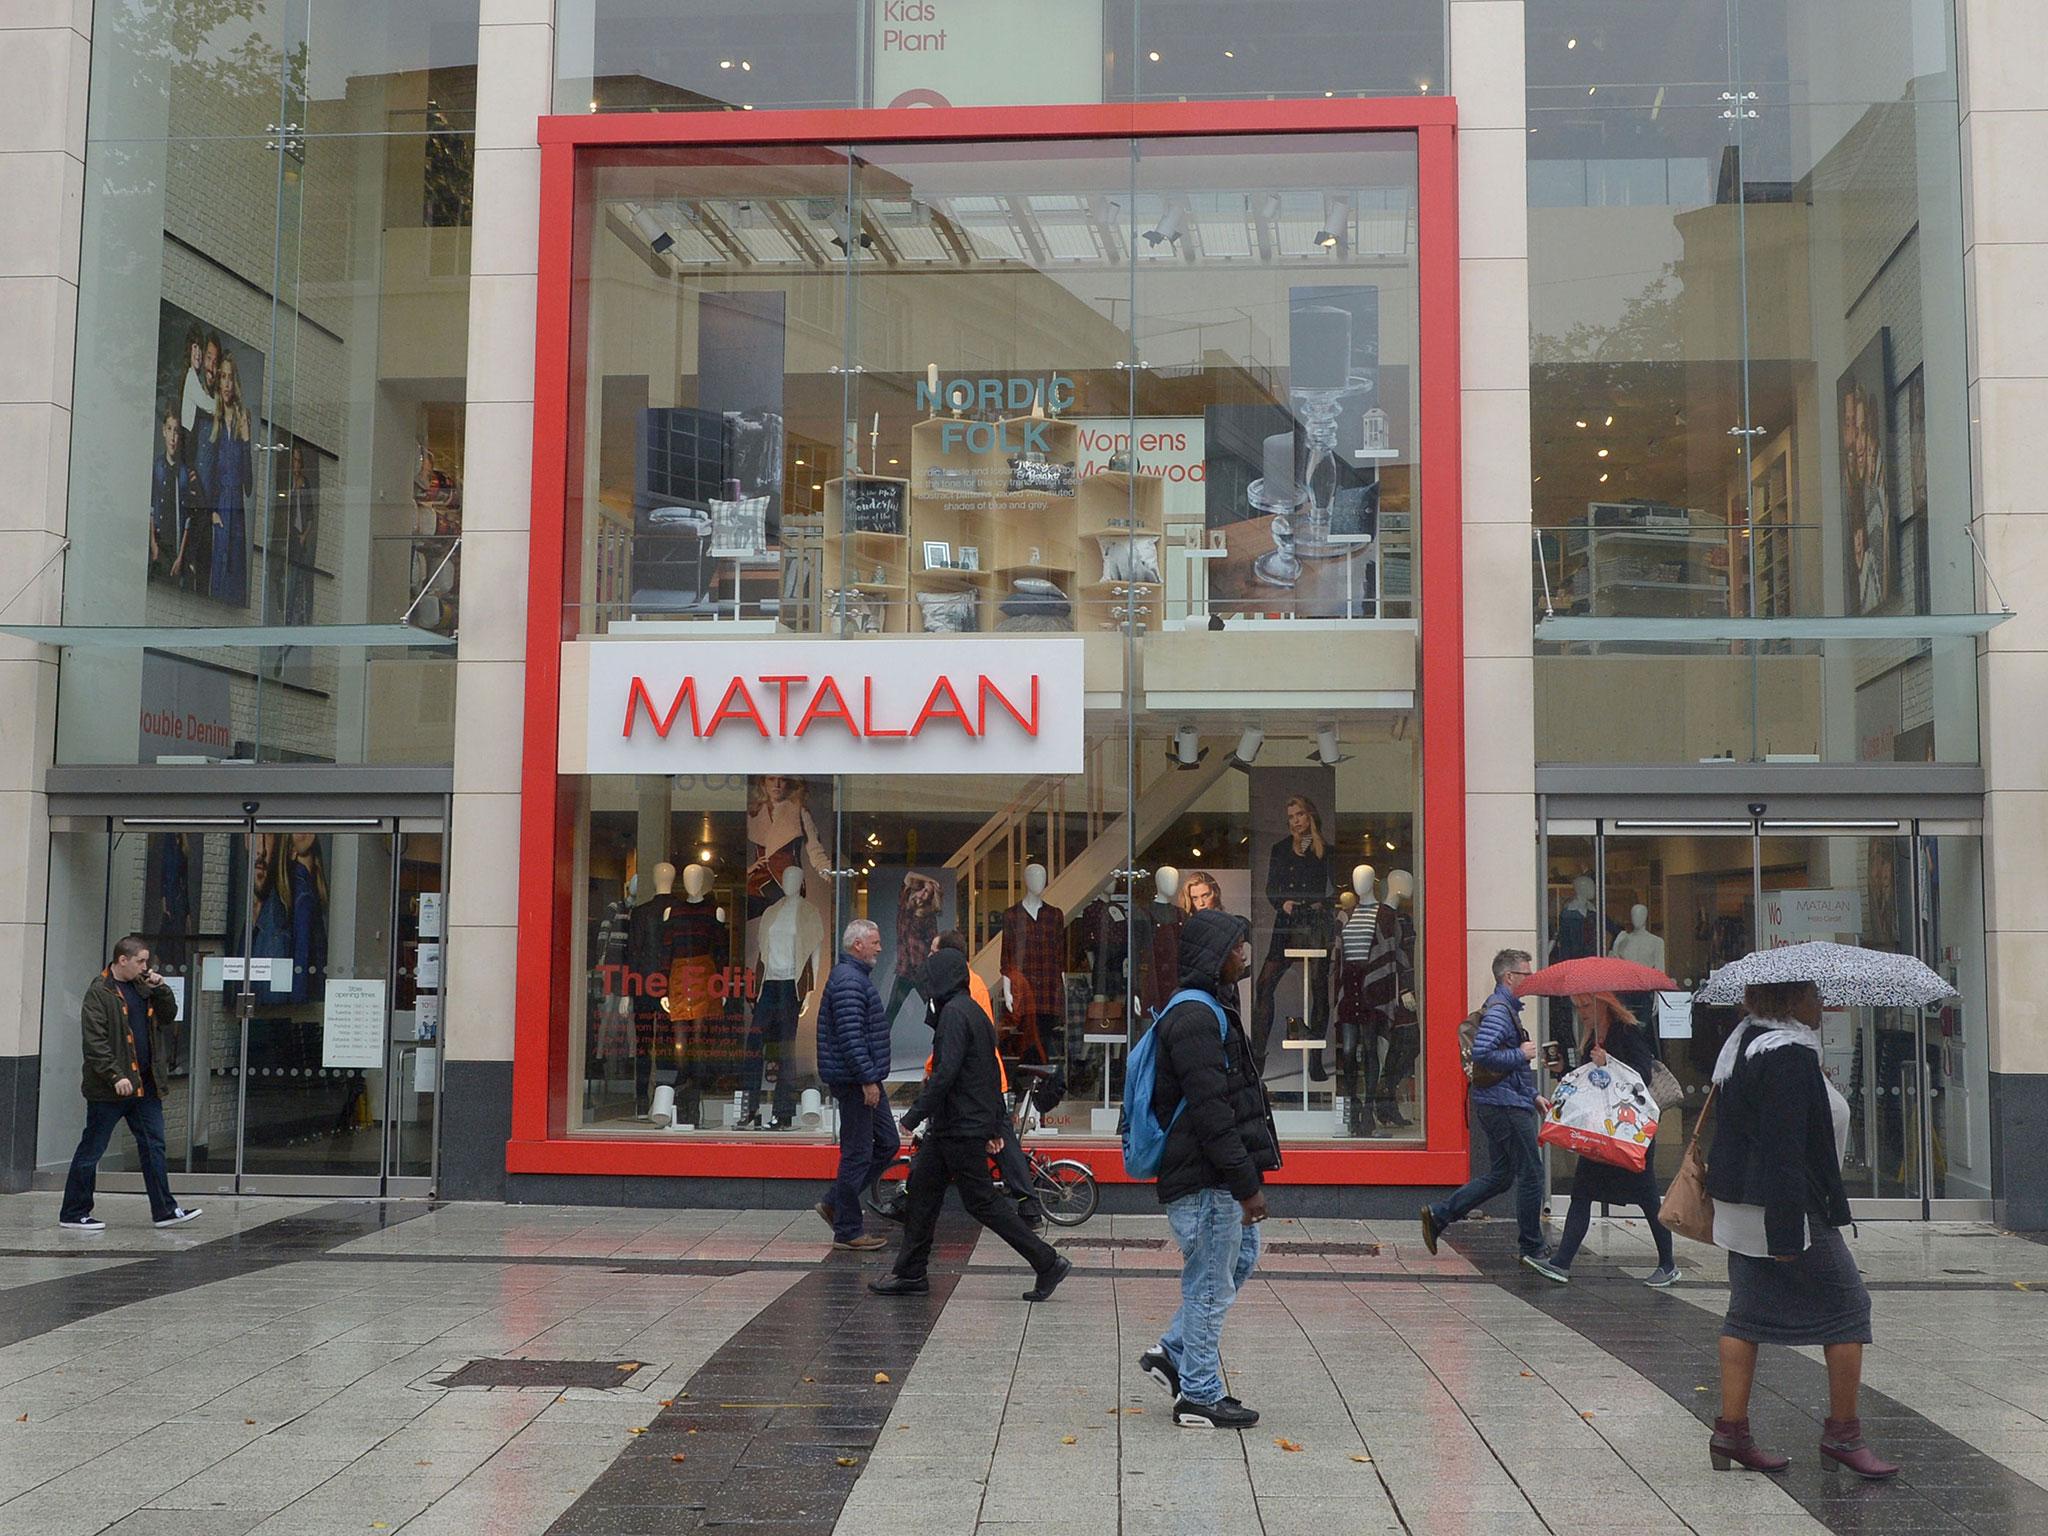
left=1151, top=909, right=1282, bottom=1203
left=901, top=948, right=1010, bottom=1142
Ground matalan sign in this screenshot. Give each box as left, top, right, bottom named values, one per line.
left=569, top=638, right=1085, bottom=776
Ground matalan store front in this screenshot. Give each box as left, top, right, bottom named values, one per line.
left=500, top=100, right=1479, bottom=1208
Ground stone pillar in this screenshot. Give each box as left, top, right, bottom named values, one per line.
left=1961, top=1, right=2048, bottom=1227
left=442, top=0, right=555, bottom=1200
left=0, top=4, right=90, bottom=1190
left=1451, top=1, right=1539, bottom=1006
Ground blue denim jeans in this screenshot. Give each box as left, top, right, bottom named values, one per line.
left=827, top=1085, right=899, bottom=1242
left=1159, top=1187, right=1263, bottom=1406
left=61, top=1095, right=176, bottom=1224
left=1429, top=1101, right=1545, bottom=1256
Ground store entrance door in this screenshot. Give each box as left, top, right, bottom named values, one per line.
left=91, top=815, right=445, bottom=1197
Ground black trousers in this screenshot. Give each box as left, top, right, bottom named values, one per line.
left=745, top=978, right=803, bottom=1121
left=892, top=1134, right=1058, bottom=1281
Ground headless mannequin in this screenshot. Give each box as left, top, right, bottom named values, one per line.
left=592, top=871, right=638, bottom=1062
left=1000, top=863, right=1065, bottom=1064
left=1140, top=866, right=1184, bottom=1016
left=1362, top=870, right=1419, bottom=1127
left=625, top=861, right=678, bottom=1110
left=1610, top=903, right=1666, bottom=1048
left=665, top=863, right=725, bottom=1088
left=744, top=865, right=823, bottom=1126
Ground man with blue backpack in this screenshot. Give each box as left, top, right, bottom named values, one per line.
left=1121, top=907, right=1281, bottom=1430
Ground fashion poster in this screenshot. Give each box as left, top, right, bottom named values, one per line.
left=265, top=436, right=330, bottom=685
left=1836, top=328, right=1895, bottom=614
left=150, top=301, right=265, bottom=609
left=143, top=831, right=204, bottom=981
left=868, top=865, right=959, bottom=1073
left=224, top=831, right=331, bottom=1007
left=1246, top=765, right=1339, bottom=1080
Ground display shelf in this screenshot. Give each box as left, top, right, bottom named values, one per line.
left=1077, top=470, right=1166, bottom=539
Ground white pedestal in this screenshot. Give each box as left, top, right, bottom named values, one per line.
left=1273, top=1107, right=1346, bottom=1138
left=1090, top=1106, right=1123, bottom=1135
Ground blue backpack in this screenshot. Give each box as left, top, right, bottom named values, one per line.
left=1118, top=988, right=1230, bottom=1179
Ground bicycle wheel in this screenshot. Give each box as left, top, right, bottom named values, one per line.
left=1031, top=1158, right=1098, bottom=1226
left=863, top=1153, right=912, bottom=1222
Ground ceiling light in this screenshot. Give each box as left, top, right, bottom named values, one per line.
left=587, top=99, right=598, bottom=112
left=719, top=59, right=732, bottom=69
left=794, top=458, right=805, bottom=466
left=1567, top=36, right=1578, bottom=49
left=1324, top=90, right=1335, bottom=98
left=1596, top=448, right=1609, bottom=458
left=1385, top=839, right=1397, bottom=852
left=628, top=206, right=674, bottom=255
left=1588, top=86, right=1597, bottom=95
left=1143, top=203, right=1185, bottom=247
left=887, top=457, right=899, bottom=465
left=1223, top=49, right=1235, bottom=58
left=741, top=103, right=754, bottom=110
left=1148, top=50, right=1161, bottom=62
left=740, top=59, right=751, bottom=71
left=1314, top=196, right=1349, bottom=249
left=1598, top=472, right=1610, bottom=482
left=699, top=849, right=713, bottom=862
left=1604, top=414, right=1614, bottom=426
left=1231, top=726, right=1265, bottom=768
left=1190, top=846, right=1203, bottom=859
left=1575, top=419, right=1587, bottom=428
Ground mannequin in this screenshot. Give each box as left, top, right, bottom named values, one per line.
left=664, top=862, right=726, bottom=1091
left=1335, top=864, right=1378, bottom=1123
left=624, top=861, right=679, bottom=1110
left=590, top=872, right=638, bottom=1071
left=1080, top=891, right=1131, bottom=1034
left=1360, top=869, right=1419, bottom=1127
left=1000, top=863, right=1066, bottom=1065
left=1139, top=866, right=1184, bottom=1015
left=1610, top=903, right=1666, bottom=1047
left=1552, top=874, right=1617, bottom=1043
left=742, top=864, right=824, bottom=1127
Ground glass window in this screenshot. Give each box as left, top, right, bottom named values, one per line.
left=561, top=126, right=1428, bottom=1145
left=1527, top=0, right=1977, bottom=763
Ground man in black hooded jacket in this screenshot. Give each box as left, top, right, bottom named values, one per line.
left=869, top=946, right=1071, bottom=1302
left=1136, top=907, right=1281, bottom=1430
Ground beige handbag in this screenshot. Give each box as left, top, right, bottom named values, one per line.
left=1658, top=1083, right=1717, bottom=1245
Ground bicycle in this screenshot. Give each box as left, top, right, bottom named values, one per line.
left=863, top=1064, right=1099, bottom=1227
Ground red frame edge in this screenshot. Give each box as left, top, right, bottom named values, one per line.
left=511, top=98, right=1470, bottom=1189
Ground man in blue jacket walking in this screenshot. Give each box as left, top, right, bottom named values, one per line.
left=815, top=918, right=897, bottom=1251
left=1419, top=949, right=1554, bottom=1267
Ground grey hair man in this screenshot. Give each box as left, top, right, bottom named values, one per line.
left=814, top=916, right=897, bottom=1250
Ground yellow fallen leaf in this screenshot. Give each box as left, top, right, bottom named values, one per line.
left=1580, top=1411, right=1596, bottom=1420
left=1275, top=1438, right=1305, bottom=1453
left=836, top=1456, right=859, bottom=1467
left=1350, top=1454, right=1372, bottom=1464
left=14, top=1414, right=25, bottom=1423
left=659, top=1399, right=673, bottom=1408
left=371, top=1526, right=389, bottom=1532
left=244, top=1419, right=256, bottom=1425
left=416, top=1460, right=432, bottom=1467
left=671, top=1453, right=687, bottom=1463
left=1061, top=1435, right=1078, bottom=1446
left=629, top=1427, right=647, bottom=1435
left=873, top=1372, right=890, bottom=1383
left=618, top=1362, right=640, bottom=1372
left=1518, top=1371, right=1533, bottom=1379
left=803, top=1376, right=816, bottom=1384
left=1126, top=1406, right=1143, bottom=1415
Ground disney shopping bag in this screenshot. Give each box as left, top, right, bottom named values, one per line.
left=1538, top=1059, right=1660, bottom=1172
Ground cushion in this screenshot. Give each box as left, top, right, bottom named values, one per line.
left=1008, top=457, right=1075, bottom=497
left=916, top=588, right=977, bottom=633
left=1096, top=534, right=1161, bottom=584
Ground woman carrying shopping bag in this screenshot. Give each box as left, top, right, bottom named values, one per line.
left=1702, top=979, right=1895, bottom=1480
left=1525, top=993, right=1678, bottom=1288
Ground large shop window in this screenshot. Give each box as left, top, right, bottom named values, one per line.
left=1524, top=0, right=1989, bottom=763
left=551, top=122, right=1437, bottom=1149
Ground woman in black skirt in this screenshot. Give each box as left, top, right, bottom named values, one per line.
left=1704, top=980, right=1897, bottom=1480
left=1524, top=993, right=1677, bottom=1287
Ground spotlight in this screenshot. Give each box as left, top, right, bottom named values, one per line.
left=1258, top=193, right=1283, bottom=223
left=1313, top=196, right=1349, bottom=250
left=1308, top=723, right=1352, bottom=766
left=1143, top=203, right=1185, bottom=247
left=629, top=206, right=675, bottom=255
left=1167, top=725, right=1208, bottom=770
left=827, top=210, right=872, bottom=253
left=1229, top=726, right=1265, bottom=769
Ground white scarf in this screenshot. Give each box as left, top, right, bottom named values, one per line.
left=1710, top=1014, right=1822, bottom=1086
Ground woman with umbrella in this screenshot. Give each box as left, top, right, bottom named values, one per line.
left=1523, top=991, right=1678, bottom=1288
left=1693, top=942, right=1946, bottom=1481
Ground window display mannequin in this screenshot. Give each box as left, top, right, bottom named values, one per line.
left=663, top=862, right=726, bottom=1091
left=1551, top=874, right=1617, bottom=1042
left=742, top=864, right=824, bottom=1128
left=1610, top=903, right=1666, bottom=1046
left=1250, top=795, right=1335, bottom=1077
left=1079, top=893, right=1132, bottom=1041
left=624, top=861, right=678, bottom=1111
left=1359, top=868, right=1419, bottom=1127
left=590, top=872, right=637, bottom=1072
left=1138, top=865, right=1185, bottom=1016
left=1336, top=864, right=1378, bottom=1125
left=999, top=862, right=1067, bottom=1065
left=884, top=871, right=943, bottom=1027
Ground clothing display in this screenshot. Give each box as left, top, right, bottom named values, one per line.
left=1250, top=834, right=1334, bottom=1069
left=999, top=900, right=1067, bottom=1063
left=755, top=892, right=824, bottom=983
left=746, top=798, right=825, bottom=903
left=590, top=896, right=634, bottom=1062
left=746, top=977, right=803, bottom=1122
left=663, top=899, right=725, bottom=1091
left=1138, top=901, right=1181, bottom=1016
left=1079, top=898, right=1133, bottom=1003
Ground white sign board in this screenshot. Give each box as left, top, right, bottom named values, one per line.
left=413, top=993, right=440, bottom=1042
left=415, top=943, right=442, bottom=991
left=205, top=956, right=276, bottom=986
left=413, top=1046, right=439, bottom=1094
left=871, top=0, right=1102, bottom=109
left=1073, top=417, right=1206, bottom=525
left=1655, top=991, right=1694, bottom=1040
left=417, top=892, right=442, bottom=940
left=1763, top=888, right=1864, bottom=949
left=571, top=637, right=1085, bottom=777
left=322, top=980, right=387, bottom=1070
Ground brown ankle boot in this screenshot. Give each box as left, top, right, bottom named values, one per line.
left=1820, top=1417, right=1900, bottom=1480
left=1709, top=1417, right=1790, bottom=1473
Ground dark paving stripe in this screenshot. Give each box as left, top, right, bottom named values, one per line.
left=546, top=1213, right=982, bottom=1536
left=1448, top=1226, right=2048, bottom=1536
left=0, top=1201, right=429, bottom=1350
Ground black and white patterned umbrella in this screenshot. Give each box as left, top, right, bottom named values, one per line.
left=1695, top=941, right=1958, bottom=1008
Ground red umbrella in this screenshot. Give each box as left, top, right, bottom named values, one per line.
left=1513, top=956, right=1676, bottom=998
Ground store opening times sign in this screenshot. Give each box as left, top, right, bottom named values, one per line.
left=570, top=638, right=1084, bottom=776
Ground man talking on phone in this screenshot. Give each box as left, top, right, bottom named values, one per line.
left=59, top=935, right=201, bottom=1231
left=1134, top=909, right=1281, bottom=1431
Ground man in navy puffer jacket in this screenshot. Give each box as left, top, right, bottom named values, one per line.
left=815, top=918, right=897, bottom=1250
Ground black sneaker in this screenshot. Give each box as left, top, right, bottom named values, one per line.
left=1023, top=1255, right=1072, bottom=1302
left=153, top=1207, right=202, bottom=1228
left=1174, top=1396, right=1260, bottom=1430
left=58, top=1215, right=105, bottom=1232
left=1138, top=1349, right=1181, bottom=1398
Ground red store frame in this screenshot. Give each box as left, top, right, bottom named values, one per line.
left=512, top=97, right=1469, bottom=1189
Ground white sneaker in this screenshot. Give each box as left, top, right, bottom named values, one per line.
left=58, top=1215, right=106, bottom=1231
left=153, top=1207, right=203, bottom=1228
